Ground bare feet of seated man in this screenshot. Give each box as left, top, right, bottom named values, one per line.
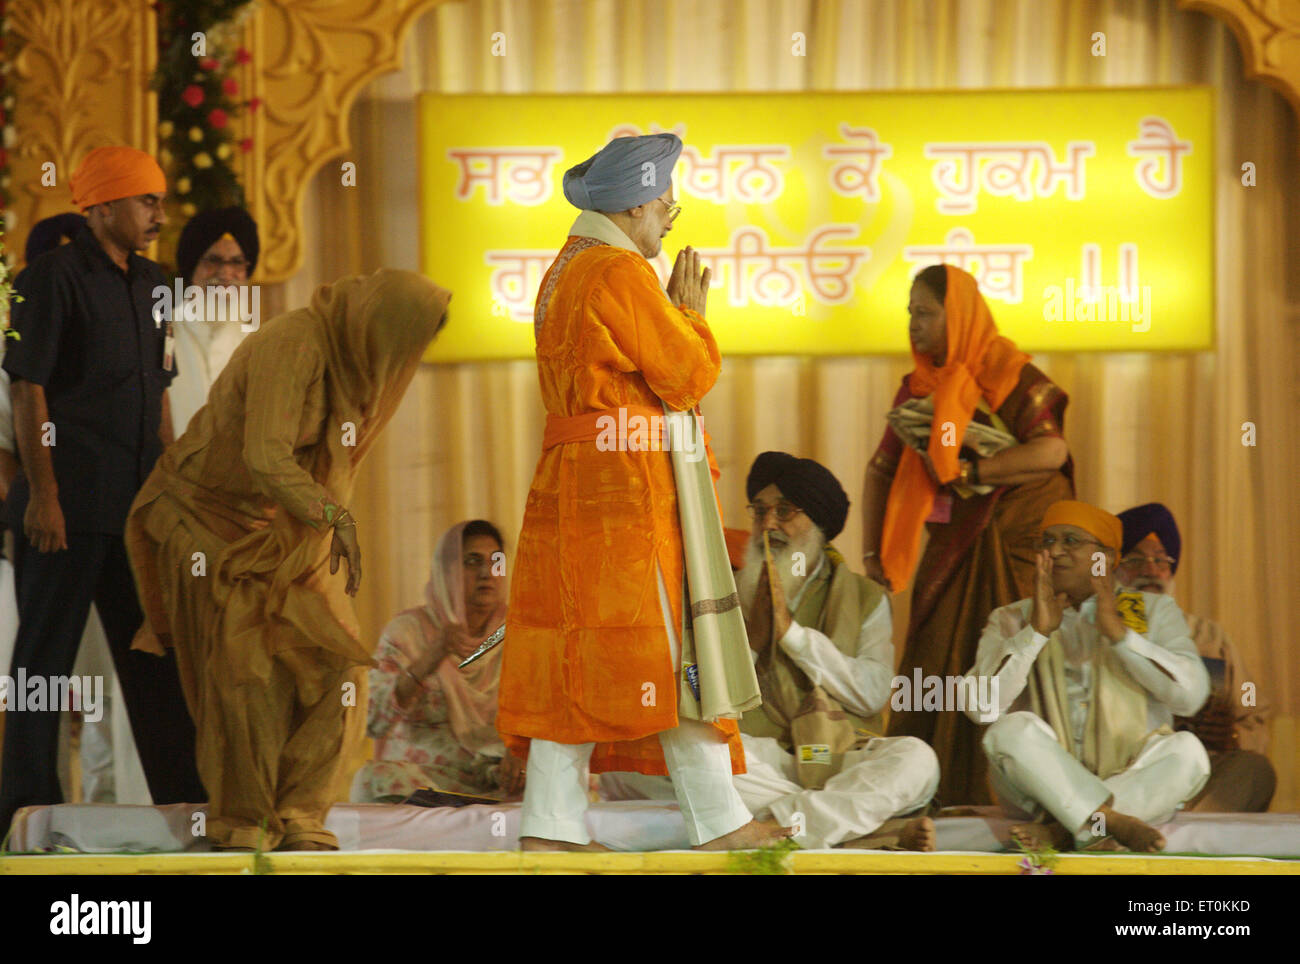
left=519, top=836, right=613, bottom=852
left=1011, top=805, right=1166, bottom=854
left=520, top=818, right=794, bottom=852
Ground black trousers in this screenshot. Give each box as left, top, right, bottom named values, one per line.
left=0, top=532, right=206, bottom=838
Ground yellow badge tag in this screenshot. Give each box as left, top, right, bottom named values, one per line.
left=798, top=744, right=833, bottom=765
left=1115, top=592, right=1149, bottom=633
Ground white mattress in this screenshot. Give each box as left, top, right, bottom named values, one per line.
left=8, top=801, right=1300, bottom=857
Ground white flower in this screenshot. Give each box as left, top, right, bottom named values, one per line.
left=3, top=125, right=15, bottom=149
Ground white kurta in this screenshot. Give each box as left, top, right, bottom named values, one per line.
left=520, top=560, right=752, bottom=847
left=602, top=552, right=940, bottom=849
left=966, top=593, right=1211, bottom=846
left=169, top=317, right=246, bottom=437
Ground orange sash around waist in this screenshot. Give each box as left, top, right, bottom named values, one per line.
left=543, top=405, right=670, bottom=450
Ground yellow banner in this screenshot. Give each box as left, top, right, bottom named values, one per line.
left=418, top=88, right=1213, bottom=361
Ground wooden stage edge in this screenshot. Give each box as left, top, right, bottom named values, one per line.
left=2, top=850, right=1297, bottom=875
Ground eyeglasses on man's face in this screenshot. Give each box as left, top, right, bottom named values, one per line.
left=747, top=501, right=803, bottom=523
left=198, top=255, right=250, bottom=273
left=1037, top=533, right=1104, bottom=552
left=655, top=197, right=681, bottom=224
left=1119, top=553, right=1176, bottom=572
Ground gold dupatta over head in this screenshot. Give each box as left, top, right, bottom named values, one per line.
left=210, top=269, right=451, bottom=669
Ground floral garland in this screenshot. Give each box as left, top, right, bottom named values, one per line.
left=0, top=0, right=16, bottom=340
left=152, top=0, right=259, bottom=218
left=1, top=0, right=17, bottom=260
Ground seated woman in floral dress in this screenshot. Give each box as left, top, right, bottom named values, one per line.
left=357, top=519, right=523, bottom=803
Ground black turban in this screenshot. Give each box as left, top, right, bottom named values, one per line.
left=746, top=451, right=850, bottom=542
left=25, top=213, right=87, bottom=264
left=1117, top=502, right=1181, bottom=574
left=176, top=206, right=260, bottom=283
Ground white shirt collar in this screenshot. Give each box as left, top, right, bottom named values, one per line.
left=569, top=210, right=641, bottom=255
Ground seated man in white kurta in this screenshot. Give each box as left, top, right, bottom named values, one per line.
left=604, top=452, right=940, bottom=850
left=968, top=499, right=1210, bottom=853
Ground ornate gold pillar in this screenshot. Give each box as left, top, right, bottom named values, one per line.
left=1180, top=0, right=1300, bottom=128
left=6, top=0, right=157, bottom=261
left=233, top=0, right=447, bottom=283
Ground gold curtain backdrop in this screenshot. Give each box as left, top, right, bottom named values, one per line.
left=263, top=0, right=1297, bottom=808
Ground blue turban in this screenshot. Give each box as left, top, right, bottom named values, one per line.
left=25, top=213, right=88, bottom=264
left=1117, top=502, right=1181, bottom=573
left=563, top=133, right=682, bottom=212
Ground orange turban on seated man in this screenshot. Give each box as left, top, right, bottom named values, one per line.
left=70, top=145, right=167, bottom=211
left=1041, top=499, right=1123, bottom=551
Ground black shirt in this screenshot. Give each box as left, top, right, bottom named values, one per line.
left=3, top=225, right=175, bottom=535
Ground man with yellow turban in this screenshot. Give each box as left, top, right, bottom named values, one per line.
left=1, top=146, right=204, bottom=839
left=964, top=500, right=1211, bottom=852
left=499, top=132, right=788, bottom=851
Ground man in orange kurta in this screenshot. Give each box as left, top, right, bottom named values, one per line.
left=499, top=133, right=786, bottom=850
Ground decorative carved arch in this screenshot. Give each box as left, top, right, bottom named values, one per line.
left=234, top=0, right=449, bottom=282
left=1179, top=0, right=1300, bottom=124
left=5, top=1, right=1299, bottom=278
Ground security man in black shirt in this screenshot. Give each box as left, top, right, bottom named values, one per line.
left=1, top=146, right=205, bottom=837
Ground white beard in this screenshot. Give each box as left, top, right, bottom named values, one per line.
left=736, top=526, right=827, bottom=618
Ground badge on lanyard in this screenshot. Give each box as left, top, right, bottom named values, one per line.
left=163, top=320, right=175, bottom=372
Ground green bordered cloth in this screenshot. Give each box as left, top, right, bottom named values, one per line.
left=663, top=403, right=761, bottom=722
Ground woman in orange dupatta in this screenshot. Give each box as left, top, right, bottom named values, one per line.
left=862, top=265, right=1073, bottom=805
left=125, top=269, right=450, bottom=851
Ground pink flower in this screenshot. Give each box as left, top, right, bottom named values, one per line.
left=181, top=85, right=204, bottom=108
left=198, top=57, right=219, bottom=71
left=222, top=77, right=239, bottom=97
left=207, top=108, right=228, bottom=130
left=235, top=47, right=252, bottom=65
left=247, top=97, right=262, bottom=113
left=239, top=137, right=254, bottom=153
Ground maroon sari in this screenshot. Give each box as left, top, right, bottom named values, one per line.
left=877, top=363, right=1074, bottom=805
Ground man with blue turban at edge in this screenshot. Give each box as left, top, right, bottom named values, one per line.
left=498, top=131, right=792, bottom=851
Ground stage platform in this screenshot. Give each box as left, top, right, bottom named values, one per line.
left=4, top=801, right=1298, bottom=874
left=2, top=850, right=1297, bottom=875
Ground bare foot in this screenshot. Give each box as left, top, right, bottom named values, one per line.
left=1080, top=836, right=1125, bottom=853
left=693, top=818, right=794, bottom=851
left=1095, top=806, right=1165, bottom=852
left=277, top=839, right=337, bottom=852
left=897, top=816, right=937, bottom=852
left=519, top=835, right=611, bottom=852
left=1009, top=820, right=1072, bottom=852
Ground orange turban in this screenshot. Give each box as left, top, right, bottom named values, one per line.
left=1041, top=500, right=1123, bottom=551
left=70, top=146, right=167, bottom=211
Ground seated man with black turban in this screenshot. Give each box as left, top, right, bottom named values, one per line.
left=604, top=452, right=942, bottom=850
left=169, top=206, right=260, bottom=436
left=1116, top=503, right=1275, bottom=812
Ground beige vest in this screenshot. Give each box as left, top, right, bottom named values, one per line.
left=741, top=547, right=885, bottom=749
